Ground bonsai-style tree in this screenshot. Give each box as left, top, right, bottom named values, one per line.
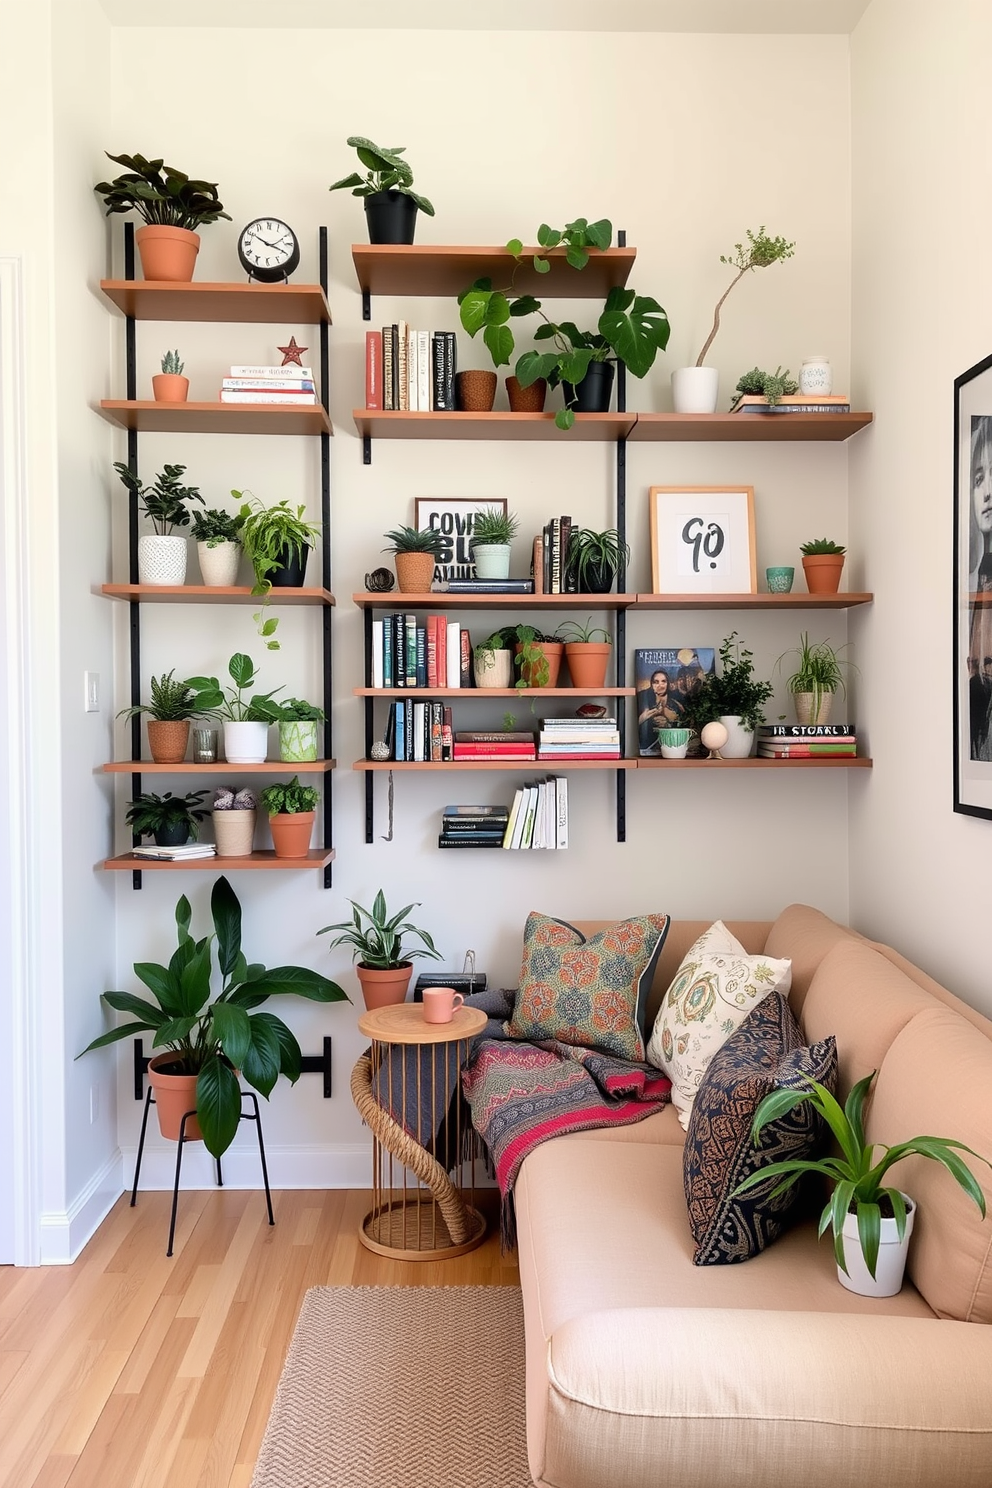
left=695, top=226, right=795, bottom=367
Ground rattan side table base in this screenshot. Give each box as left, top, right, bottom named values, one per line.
left=359, top=1197, right=487, bottom=1261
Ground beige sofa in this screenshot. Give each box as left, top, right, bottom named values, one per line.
left=514, top=905, right=992, bottom=1488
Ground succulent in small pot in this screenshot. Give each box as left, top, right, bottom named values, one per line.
left=94, top=151, right=230, bottom=282
left=470, top=508, right=519, bottom=581
left=274, top=697, right=326, bottom=763
left=800, top=538, right=847, bottom=595
left=191, top=505, right=244, bottom=587
left=557, top=618, right=613, bottom=691
left=211, top=786, right=257, bottom=857
left=125, top=789, right=209, bottom=847
left=185, top=653, right=283, bottom=765
left=260, top=776, right=321, bottom=859
left=729, top=365, right=799, bottom=410
left=234, top=492, right=321, bottom=594
left=318, top=889, right=442, bottom=1010
left=114, top=460, right=204, bottom=585
left=566, top=527, right=631, bottom=593
left=329, top=136, right=435, bottom=245
left=382, top=524, right=447, bottom=594
left=152, top=348, right=189, bottom=404
left=116, top=669, right=214, bottom=762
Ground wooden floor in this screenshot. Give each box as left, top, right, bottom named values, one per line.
left=0, top=1188, right=519, bottom=1488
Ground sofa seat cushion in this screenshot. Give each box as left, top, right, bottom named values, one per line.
left=553, top=1100, right=685, bottom=1146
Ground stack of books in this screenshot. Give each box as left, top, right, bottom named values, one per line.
left=131, top=842, right=217, bottom=861
left=757, top=723, right=857, bottom=758
left=431, top=578, right=535, bottom=595
left=384, top=699, right=452, bottom=761
left=452, top=730, right=537, bottom=762
left=366, top=324, right=456, bottom=411
left=503, top=778, right=568, bottom=849
left=219, top=364, right=317, bottom=405
left=732, top=394, right=851, bottom=416
left=438, top=803, right=510, bottom=850
left=371, top=614, right=470, bottom=688
left=535, top=515, right=575, bottom=594
left=538, top=716, right=620, bottom=761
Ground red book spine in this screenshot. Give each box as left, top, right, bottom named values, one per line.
left=436, top=614, right=447, bottom=687
left=453, top=743, right=538, bottom=757
left=426, top=616, right=438, bottom=688
left=365, top=330, right=382, bottom=410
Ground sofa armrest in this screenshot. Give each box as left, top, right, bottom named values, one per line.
left=541, top=1306, right=992, bottom=1488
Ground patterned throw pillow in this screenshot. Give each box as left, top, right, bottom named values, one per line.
left=646, top=921, right=792, bottom=1128
left=507, top=911, right=671, bottom=1061
left=683, top=993, right=837, bottom=1265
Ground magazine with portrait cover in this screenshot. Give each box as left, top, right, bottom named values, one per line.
left=634, top=647, right=716, bottom=756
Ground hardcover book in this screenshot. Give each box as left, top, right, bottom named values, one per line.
left=759, top=724, right=855, bottom=737
left=634, top=648, right=716, bottom=757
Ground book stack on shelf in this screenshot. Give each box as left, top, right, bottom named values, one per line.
left=757, top=723, right=857, bottom=758
left=503, top=777, right=568, bottom=850
left=538, top=716, right=621, bottom=762
left=438, top=803, right=510, bottom=850
left=452, top=730, right=537, bottom=762
left=131, top=843, right=217, bottom=861
left=385, top=698, right=452, bottom=761
left=732, top=394, right=851, bottom=416
left=431, top=577, right=535, bottom=595
left=535, top=514, right=576, bottom=595
left=366, top=323, right=456, bottom=411
left=371, top=615, right=470, bottom=688
left=219, top=364, right=317, bottom=405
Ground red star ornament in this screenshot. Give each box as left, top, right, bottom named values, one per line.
left=278, top=336, right=308, bottom=367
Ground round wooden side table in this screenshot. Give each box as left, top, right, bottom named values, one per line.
left=351, top=1002, right=488, bottom=1260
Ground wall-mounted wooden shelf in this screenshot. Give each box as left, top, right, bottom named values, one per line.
left=636, top=757, right=872, bottom=769
left=352, top=410, right=634, bottom=442
left=98, top=400, right=333, bottom=436
left=101, top=584, right=335, bottom=606
left=352, top=591, right=634, bottom=610
left=351, top=244, right=636, bottom=300
left=103, top=848, right=336, bottom=871
left=354, top=759, right=636, bottom=772
left=632, top=592, right=873, bottom=609
left=102, top=760, right=335, bottom=774
left=99, top=280, right=332, bottom=324
left=628, top=412, right=873, bottom=442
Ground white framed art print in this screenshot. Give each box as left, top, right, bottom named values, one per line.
left=648, top=486, right=756, bottom=595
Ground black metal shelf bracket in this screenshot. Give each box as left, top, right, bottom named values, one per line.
left=133, top=1035, right=334, bottom=1101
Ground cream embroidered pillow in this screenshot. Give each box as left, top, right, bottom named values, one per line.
left=646, top=921, right=792, bottom=1129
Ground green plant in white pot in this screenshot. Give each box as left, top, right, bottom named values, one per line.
left=186, top=653, right=283, bottom=764
left=114, top=461, right=204, bottom=585
left=191, top=505, right=244, bottom=587
left=274, top=697, right=325, bottom=763
left=470, top=508, right=519, bottom=580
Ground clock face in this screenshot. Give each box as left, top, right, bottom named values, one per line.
left=238, top=218, right=301, bottom=282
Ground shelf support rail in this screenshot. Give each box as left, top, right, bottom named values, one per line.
left=319, top=226, right=334, bottom=888
left=133, top=1036, right=334, bottom=1100
left=615, top=230, right=627, bottom=844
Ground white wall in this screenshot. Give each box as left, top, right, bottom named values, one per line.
left=100, top=26, right=858, bottom=1188
left=849, top=0, right=992, bottom=1014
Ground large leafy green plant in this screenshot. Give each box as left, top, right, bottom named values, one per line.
left=78, top=877, right=348, bottom=1157
left=318, top=890, right=442, bottom=971
left=233, top=493, right=321, bottom=595
left=329, top=136, right=435, bottom=216
left=94, top=152, right=230, bottom=230
left=114, top=461, right=204, bottom=536
left=702, top=631, right=774, bottom=732
left=734, top=1072, right=989, bottom=1280
left=185, top=653, right=283, bottom=723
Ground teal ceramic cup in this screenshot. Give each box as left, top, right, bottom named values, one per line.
left=766, top=566, right=795, bottom=594
left=658, top=727, right=692, bottom=759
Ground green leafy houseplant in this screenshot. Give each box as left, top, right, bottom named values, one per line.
left=114, top=461, right=204, bottom=535
left=800, top=538, right=847, bottom=556
left=161, top=349, right=184, bottom=375
left=329, top=136, right=435, bottom=216
left=470, top=509, right=519, bottom=548
left=233, top=493, right=321, bottom=595
left=116, top=670, right=212, bottom=724
left=777, top=633, right=854, bottom=722
left=567, top=527, right=631, bottom=592
left=703, top=631, right=774, bottom=732
left=185, top=653, right=283, bottom=723
left=695, top=226, right=796, bottom=366
left=734, top=1072, right=989, bottom=1280
left=730, top=365, right=799, bottom=409
left=124, top=789, right=209, bottom=844
left=381, top=525, right=448, bottom=557
left=94, top=152, right=230, bottom=229
left=191, top=507, right=244, bottom=548
left=274, top=697, right=326, bottom=723
left=495, top=624, right=560, bottom=690
left=556, top=618, right=612, bottom=645
left=259, top=776, right=320, bottom=816
left=318, top=890, right=442, bottom=971
left=77, top=877, right=348, bottom=1158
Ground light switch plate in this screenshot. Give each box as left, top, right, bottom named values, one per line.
left=84, top=671, right=100, bottom=713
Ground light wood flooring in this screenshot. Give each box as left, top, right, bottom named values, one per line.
left=0, top=1188, right=519, bottom=1488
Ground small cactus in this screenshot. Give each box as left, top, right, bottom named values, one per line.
left=161, top=348, right=185, bottom=375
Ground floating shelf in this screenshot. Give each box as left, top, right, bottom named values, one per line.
left=99, top=280, right=332, bottom=324
left=632, top=592, right=873, bottom=610
left=101, top=584, right=335, bottom=606
left=352, top=410, right=634, bottom=442
left=98, top=400, right=333, bottom=436
left=102, top=760, right=335, bottom=774
left=354, top=759, right=635, bottom=771
left=628, top=412, right=873, bottom=442
left=352, top=591, right=635, bottom=610
left=351, top=244, right=635, bottom=300
left=104, top=849, right=335, bottom=871
left=635, top=757, right=873, bottom=769
left=354, top=687, right=633, bottom=698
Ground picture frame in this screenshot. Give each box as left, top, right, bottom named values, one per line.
left=953, top=353, right=992, bottom=817
left=648, top=486, right=756, bottom=595
left=414, top=498, right=508, bottom=584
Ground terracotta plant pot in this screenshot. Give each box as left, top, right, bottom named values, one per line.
left=515, top=641, right=564, bottom=688
left=135, top=224, right=200, bottom=283
left=455, top=370, right=497, bottom=412
left=506, top=375, right=547, bottom=413
left=565, top=643, right=612, bottom=690
left=148, top=1053, right=202, bottom=1142
left=212, top=809, right=256, bottom=858
left=268, top=810, right=315, bottom=859
left=146, top=719, right=190, bottom=763
left=394, top=551, right=436, bottom=593
left=356, top=962, right=413, bottom=1011
left=151, top=373, right=189, bottom=403
left=802, top=554, right=845, bottom=594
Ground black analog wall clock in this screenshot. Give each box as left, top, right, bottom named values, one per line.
left=237, top=218, right=301, bottom=283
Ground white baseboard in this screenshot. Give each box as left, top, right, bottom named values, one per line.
left=122, top=1142, right=373, bottom=1192
left=38, top=1149, right=125, bottom=1264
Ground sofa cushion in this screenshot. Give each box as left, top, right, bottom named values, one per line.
left=646, top=923, right=792, bottom=1128
left=763, top=902, right=864, bottom=1017
left=867, top=1006, right=992, bottom=1323
left=507, top=911, right=670, bottom=1060
left=684, top=994, right=837, bottom=1265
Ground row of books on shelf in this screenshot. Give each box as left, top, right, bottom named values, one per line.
left=732, top=395, right=852, bottom=415
left=438, top=784, right=568, bottom=850
left=757, top=723, right=857, bottom=758
left=537, top=515, right=577, bottom=595
left=379, top=705, right=621, bottom=763
left=371, top=616, right=470, bottom=689
left=539, top=716, right=620, bottom=760
left=218, top=364, right=318, bottom=406
left=366, top=325, right=456, bottom=411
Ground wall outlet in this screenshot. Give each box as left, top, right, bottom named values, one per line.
left=84, top=671, right=99, bottom=713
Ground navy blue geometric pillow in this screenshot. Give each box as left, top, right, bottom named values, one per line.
left=683, top=992, right=837, bottom=1265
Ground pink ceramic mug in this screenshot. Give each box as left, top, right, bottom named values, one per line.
left=421, top=987, right=465, bottom=1024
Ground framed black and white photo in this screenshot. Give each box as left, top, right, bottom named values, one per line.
left=648, top=486, right=756, bottom=595
left=414, top=498, right=508, bottom=584
left=953, top=353, right=992, bottom=817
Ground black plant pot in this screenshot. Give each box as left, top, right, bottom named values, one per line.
left=154, top=821, right=191, bottom=847
left=270, top=543, right=310, bottom=588
left=364, top=190, right=419, bottom=245
left=561, top=360, right=616, bottom=415
left=577, top=561, right=618, bottom=594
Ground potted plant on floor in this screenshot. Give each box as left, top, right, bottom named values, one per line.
left=124, top=789, right=209, bottom=847
left=329, top=135, right=435, bottom=244
left=114, top=461, right=204, bottom=585
left=94, top=151, right=230, bottom=282
left=701, top=631, right=774, bottom=757
left=152, top=349, right=189, bottom=404
left=191, top=505, right=245, bottom=587
left=776, top=632, right=854, bottom=725
left=260, top=776, right=320, bottom=859
left=211, top=786, right=257, bottom=858
left=185, top=653, right=283, bottom=764
left=116, top=669, right=214, bottom=762
left=381, top=524, right=447, bottom=593
left=318, top=889, right=442, bottom=1010
left=672, top=226, right=795, bottom=414
left=234, top=492, right=321, bottom=593
left=470, top=508, right=519, bottom=580
left=274, top=698, right=326, bottom=762
left=734, top=1070, right=990, bottom=1298
left=566, top=527, right=631, bottom=593
left=78, top=877, right=347, bottom=1155
left=557, top=618, right=613, bottom=690
left=473, top=631, right=513, bottom=689
left=800, top=537, right=847, bottom=595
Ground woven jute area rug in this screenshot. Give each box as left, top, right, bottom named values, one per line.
left=251, top=1284, right=532, bottom=1488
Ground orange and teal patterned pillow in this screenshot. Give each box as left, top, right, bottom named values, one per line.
left=507, top=911, right=671, bottom=1061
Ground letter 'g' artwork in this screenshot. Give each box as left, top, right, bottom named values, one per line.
left=649, top=486, right=756, bottom=595
left=414, top=497, right=508, bottom=584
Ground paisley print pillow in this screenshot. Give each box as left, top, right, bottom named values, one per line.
left=507, top=911, right=670, bottom=1061
left=646, top=921, right=792, bottom=1128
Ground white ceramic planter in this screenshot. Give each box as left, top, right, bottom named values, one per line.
left=718, top=715, right=755, bottom=758
left=837, top=1196, right=915, bottom=1297
left=671, top=366, right=719, bottom=414
left=138, top=534, right=188, bottom=585
left=659, top=727, right=692, bottom=760
left=279, top=720, right=319, bottom=762
left=223, top=720, right=269, bottom=764
left=197, top=540, right=241, bottom=587
left=473, top=543, right=511, bottom=579
left=473, top=649, right=513, bottom=689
